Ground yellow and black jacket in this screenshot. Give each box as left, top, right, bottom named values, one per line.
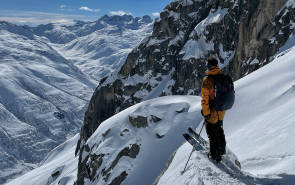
left=201, top=66, right=226, bottom=124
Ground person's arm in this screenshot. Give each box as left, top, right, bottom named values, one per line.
left=201, top=78, right=210, bottom=119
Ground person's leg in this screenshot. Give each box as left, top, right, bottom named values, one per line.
left=206, top=122, right=220, bottom=161
left=216, top=121, right=226, bottom=156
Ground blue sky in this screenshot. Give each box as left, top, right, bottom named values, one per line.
left=0, top=0, right=172, bottom=25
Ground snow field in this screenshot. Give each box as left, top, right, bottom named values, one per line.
left=226, top=45, right=295, bottom=176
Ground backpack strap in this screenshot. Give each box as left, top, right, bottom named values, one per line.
left=206, top=74, right=219, bottom=89
left=206, top=75, right=222, bottom=121
left=205, top=75, right=216, bottom=109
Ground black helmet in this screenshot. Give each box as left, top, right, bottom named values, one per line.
left=207, top=57, right=218, bottom=66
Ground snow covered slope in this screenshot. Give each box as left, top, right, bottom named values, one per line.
left=226, top=48, right=295, bottom=176
left=76, top=96, right=203, bottom=185
left=7, top=96, right=203, bottom=185
left=6, top=134, right=79, bottom=185
left=0, top=14, right=152, bottom=184
left=46, top=15, right=153, bottom=80
left=7, top=45, right=295, bottom=185
left=0, top=26, right=96, bottom=184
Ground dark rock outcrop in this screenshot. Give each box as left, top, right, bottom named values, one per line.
left=128, top=115, right=148, bottom=128
left=76, top=144, right=140, bottom=185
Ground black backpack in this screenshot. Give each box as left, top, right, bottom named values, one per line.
left=207, top=74, right=235, bottom=111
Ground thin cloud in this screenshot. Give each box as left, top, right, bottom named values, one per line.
left=60, top=5, right=66, bottom=9
left=0, top=16, right=75, bottom=26
left=79, top=6, right=100, bottom=12
left=152, top=12, right=160, bottom=17
left=59, top=5, right=75, bottom=12
left=109, top=10, right=132, bottom=16
left=79, top=6, right=93, bottom=12
left=0, top=10, right=97, bottom=26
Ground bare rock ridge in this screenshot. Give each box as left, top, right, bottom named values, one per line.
left=76, top=0, right=295, bottom=184
left=234, top=0, right=290, bottom=79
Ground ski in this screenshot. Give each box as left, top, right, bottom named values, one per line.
left=188, top=127, right=207, bottom=146
left=183, top=133, right=204, bottom=151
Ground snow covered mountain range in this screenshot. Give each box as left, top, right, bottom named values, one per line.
left=7, top=43, right=295, bottom=185
left=0, top=14, right=153, bottom=184
left=3, top=0, right=295, bottom=184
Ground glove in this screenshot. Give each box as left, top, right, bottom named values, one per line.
left=201, top=110, right=210, bottom=120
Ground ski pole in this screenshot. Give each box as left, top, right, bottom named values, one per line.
left=182, top=121, right=205, bottom=174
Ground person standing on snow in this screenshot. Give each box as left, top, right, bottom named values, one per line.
left=201, top=57, right=226, bottom=163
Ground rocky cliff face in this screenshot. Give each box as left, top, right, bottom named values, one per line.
left=233, top=0, right=292, bottom=79
left=76, top=0, right=295, bottom=184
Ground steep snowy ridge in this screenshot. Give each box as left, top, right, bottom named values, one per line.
left=0, top=14, right=152, bottom=184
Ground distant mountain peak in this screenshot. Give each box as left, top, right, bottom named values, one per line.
left=142, top=15, right=153, bottom=23
left=98, top=14, right=153, bottom=27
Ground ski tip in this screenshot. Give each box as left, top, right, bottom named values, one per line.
left=183, top=133, right=192, bottom=140
left=183, top=133, right=189, bottom=138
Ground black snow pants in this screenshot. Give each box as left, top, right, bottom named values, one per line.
left=205, top=120, right=226, bottom=161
